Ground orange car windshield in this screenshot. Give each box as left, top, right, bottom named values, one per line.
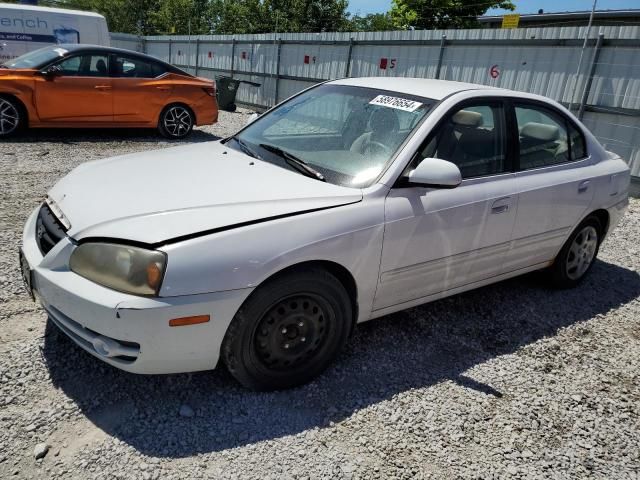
left=2, top=46, right=68, bottom=69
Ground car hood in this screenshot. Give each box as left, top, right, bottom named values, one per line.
left=48, top=141, right=362, bottom=244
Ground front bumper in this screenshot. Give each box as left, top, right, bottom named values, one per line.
left=22, top=206, right=252, bottom=374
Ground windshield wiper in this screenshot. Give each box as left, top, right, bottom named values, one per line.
left=259, top=143, right=325, bottom=182
left=230, top=136, right=262, bottom=160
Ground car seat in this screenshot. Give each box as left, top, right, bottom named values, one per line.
left=519, top=122, right=565, bottom=168
left=95, top=59, right=107, bottom=76
left=350, top=108, right=400, bottom=155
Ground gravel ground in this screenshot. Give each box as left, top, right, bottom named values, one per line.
left=1, top=111, right=639, bottom=479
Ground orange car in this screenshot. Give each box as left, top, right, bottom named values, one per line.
left=0, top=44, right=218, bottom=138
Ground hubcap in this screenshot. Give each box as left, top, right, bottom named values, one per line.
left=253, top=295, right=330, bottom=371
left=163, top=106, right=192, bottom=137
left=566, top=225, right=598, bottom=280
left=0, top=99, right=19, bottom=136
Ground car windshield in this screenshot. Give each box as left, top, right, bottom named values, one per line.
left=232, top=84, right=435, bottom=187
left=2, top=46, right=68, bottom=69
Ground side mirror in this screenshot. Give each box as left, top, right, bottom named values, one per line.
left=246, top=112, right=261, bottom=126
left=406, top=158, right=462, bottom=189
left=41, top=64, right=62, bottom=79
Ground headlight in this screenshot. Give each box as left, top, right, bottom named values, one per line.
left=70, top=243, right=166, bottom=296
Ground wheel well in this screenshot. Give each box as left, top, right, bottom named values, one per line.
left=0, top=93, right=28, bottom=126
left=160, top=102, right=196, bottom=124
left=264, top=260, right=359, bottom=329
left=589, top=209, right=610, bottom=237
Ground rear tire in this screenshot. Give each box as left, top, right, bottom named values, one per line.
left=0, top=96, right=24, bottom=138
left=157, top=104, right=194, bottom=139
left=222, top=268, right=352, bottom=391
left=548, top=215, right=602, bottom=289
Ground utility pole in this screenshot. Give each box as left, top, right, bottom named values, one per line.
left=568, top=0, right=597, bottom=113
left=188, top=17, right=192, bottom=71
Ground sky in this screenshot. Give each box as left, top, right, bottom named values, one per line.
left=347, top=0, right=640, bottom=16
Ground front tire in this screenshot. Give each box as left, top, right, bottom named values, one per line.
left=222, top=268, right=353, bottom=391
left=158, top=104, right=194, bottom=139
left=549, top=216, right=602, bottom=288
left=0, top=96, right=24, bottom=138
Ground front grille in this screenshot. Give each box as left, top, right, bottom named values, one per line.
left=35, top=203, right=68, bottom=255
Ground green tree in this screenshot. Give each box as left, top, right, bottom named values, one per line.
left=152, top=0, right=211, bottom=34
left=390, top=0, right=515, bottom=30
left=348, top=12, right=395, bottom=32
left=262, top=0, right=349, bottom=33
left=207, top=0, right=266, bottom=34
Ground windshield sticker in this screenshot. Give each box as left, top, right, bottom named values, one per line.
left=369, top=95, right=422, bottom=112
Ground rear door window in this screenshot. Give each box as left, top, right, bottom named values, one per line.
left=515, top=104, right=573, bottom=169
left=112, top=55, right=161, bottom=78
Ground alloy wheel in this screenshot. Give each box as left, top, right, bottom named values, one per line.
left=0, top=99, right=19, bottom=136
left=566, top=225, right=598, bottom=280
left=163, top=106, right=192, bottom=137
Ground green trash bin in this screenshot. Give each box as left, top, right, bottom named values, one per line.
left=215, top=76, right=260, bottom=112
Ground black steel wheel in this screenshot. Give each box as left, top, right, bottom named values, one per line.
left=222, top=267, right=353, bottom=391
left=158, top=104, right=194, bottom=139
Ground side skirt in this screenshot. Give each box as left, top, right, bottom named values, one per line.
left=365, top=261, right=552, bottom=322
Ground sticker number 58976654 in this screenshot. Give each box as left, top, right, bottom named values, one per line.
left=369, top=95, right=423, bottom=112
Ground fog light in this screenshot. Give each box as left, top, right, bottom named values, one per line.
left=92, top=336, right=118, bottom=357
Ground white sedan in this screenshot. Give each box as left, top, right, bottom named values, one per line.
left=20, top=78, right=630, bottom=390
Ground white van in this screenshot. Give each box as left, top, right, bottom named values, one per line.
left=0, top=3, right=109, bottom=62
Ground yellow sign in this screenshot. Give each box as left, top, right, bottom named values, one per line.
left=501, top=13, right=520, bottom=29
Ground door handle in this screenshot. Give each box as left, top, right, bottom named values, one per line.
left=578, top=180, right=590, bottom=193
left=491, top=204, right=509, bottom=214
left=491, top=196, right=511, bottom=214
left=94, top=85, right=111, bottom=90
left=156, top=86, right=171, bottom=91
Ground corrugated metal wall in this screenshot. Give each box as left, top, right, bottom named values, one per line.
left=109, top=32, right=143, bottom=52
left=113, top=27, right=640, bottom=179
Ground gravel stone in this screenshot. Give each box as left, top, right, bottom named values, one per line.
left=1, top=110, right=639, bottom=479
left=33, top=443, right=49, bottom=460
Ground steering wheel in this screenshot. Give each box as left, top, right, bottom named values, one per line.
left=363, top=141, right=392, bottom=156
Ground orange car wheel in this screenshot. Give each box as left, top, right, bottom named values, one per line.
left=0, top=96, right=25, bottom=138
left=158, top=104, right=194, bottom=139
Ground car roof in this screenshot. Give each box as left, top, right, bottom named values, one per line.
left=330, top=77, right=502, bottom=101
left=54, top=44, right=191, bottom=76
left=58, top=44, right=157, bottom=59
